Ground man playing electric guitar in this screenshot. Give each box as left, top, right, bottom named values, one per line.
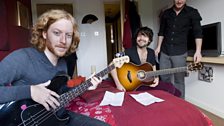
left=111, top=27, right=181, bottom=96
left=0, top=9, right=110, bottom=126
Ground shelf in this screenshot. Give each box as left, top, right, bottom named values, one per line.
left=187, top=56, right=224, bottom=64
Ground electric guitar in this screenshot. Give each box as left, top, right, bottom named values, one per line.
left=117, top=62, right=203, bottom=91
left=0, top=56, right=129, bottom=126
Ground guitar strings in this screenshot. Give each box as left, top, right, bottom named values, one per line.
left=17, top=91, right=72, bottom=126
left=17, top=64, right=117, bottom=125
left=18, top=102, right=69, bottom=126
left=17, top=82, right=91, bottom=126
left=17, top=92, right=74, bottom=126
left=17, top=108, right=48, bottom=126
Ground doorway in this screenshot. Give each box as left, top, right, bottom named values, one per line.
left=104, top=1, right=122, bottom=64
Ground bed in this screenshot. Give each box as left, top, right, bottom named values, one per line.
left=66, top=80, right=213, bottom=126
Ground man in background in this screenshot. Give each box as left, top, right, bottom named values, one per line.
left=111, top=27, right=181, bottom=97
left=155, top=0, right=203, bottom=98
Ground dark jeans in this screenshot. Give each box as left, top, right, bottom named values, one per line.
left=67, top=111, right=110, bottom=126
left=159, top=52, right=187, bottom=98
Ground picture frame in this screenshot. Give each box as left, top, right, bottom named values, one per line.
left=36, top=3, right=73, bottom=17
left=17, top=1, right=30, bottom=29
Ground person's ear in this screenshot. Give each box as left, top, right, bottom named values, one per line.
left=147, top=41, right=151, bottom=46
left=42, top=31, right=47, bottom=39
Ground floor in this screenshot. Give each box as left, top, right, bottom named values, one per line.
left=198, top=107, right=224, bottom=126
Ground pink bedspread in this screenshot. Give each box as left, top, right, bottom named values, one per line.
left=67, top=80, right=213, bottom=126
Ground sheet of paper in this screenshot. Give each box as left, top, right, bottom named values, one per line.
left=130, top=92, right=164, bottom=106
left=99, top=91, right=124, bottom=106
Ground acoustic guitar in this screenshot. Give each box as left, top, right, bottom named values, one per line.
left=117, top=62, right=203, bottom=91
left=0, top=56, right=129, bottom=126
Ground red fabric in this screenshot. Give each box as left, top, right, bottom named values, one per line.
left=110, top=90, right=210, bottom=126
left=67, top=97, right=117, bottom=126
left=0, top=0, right=9, bottom=51
left=123, top=0, right=132, bottom=49
left=67, top=76, right=86, bottom=88
left=68, top=80, right=213, bottom=126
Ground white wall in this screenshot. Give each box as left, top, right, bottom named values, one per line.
left=138, top=0, right=172, bottom=49
left=31, top=0, right=108, bottom=77
left=185, top=0, right=224, bottom=119
left=73, top=0, right=108, bottom=77
left=139, top=0, right=224, bottom=118
left=185, top=64, right=224, bottom=119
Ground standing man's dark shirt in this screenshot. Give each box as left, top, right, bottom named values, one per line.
left=158, top=5, right=203, bottom=56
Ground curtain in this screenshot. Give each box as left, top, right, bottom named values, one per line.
left=0, top=0, right=9, bottom=50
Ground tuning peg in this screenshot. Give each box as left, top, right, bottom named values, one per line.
left=115, top=52, right=125, bottom=57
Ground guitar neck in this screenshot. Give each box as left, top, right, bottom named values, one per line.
left=58, top=64, right=115, bottom=108
left=146, top=66, right=187, bottom=77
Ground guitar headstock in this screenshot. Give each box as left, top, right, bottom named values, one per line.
left=113, top=56, right=130, bottom=68
left=188, top=62, right=204, bottom=71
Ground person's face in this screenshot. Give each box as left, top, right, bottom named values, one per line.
left=136, top=33, right=150, bottom=48
left=174, top=0, right=186, bottom=10
left=43, top=18, right=73, bottom=57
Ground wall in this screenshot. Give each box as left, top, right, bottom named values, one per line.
left=0, top=0, right=32, bottom=60
left=185, top=0, right=224, bottom=119
left=138, top=0, right=172, bottom=50
left=74, top=0, right=108, bottom=77
left=186, top=64, right=224, bottom=118
left=139, top=0, right=224, bottom=118
left=187, top=0, right=224, bottom=55
left=138, top=0, right=155, bottom=48
left=31, top=0, right=108, bottom=77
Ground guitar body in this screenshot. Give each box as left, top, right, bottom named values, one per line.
left=117, top=63, right=154, bottom=91
left=0, top=74, right=70, bottom=126
left=117, top=62, right=203, bottom=91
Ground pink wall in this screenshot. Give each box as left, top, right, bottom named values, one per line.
left=0, top=0, right=32, bottom=60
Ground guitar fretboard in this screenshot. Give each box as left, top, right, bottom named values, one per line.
left=145, top=67, right=187, bottom=78
left=57, top=64, right=115, bottom=109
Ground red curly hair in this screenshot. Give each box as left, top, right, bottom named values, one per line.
left=30, top=9, right=80, bottom=56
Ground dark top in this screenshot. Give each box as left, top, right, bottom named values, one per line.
left=125, top=46, right=156, bottom=66
left=158, top=5, right=203, bottom=56
left=65, top=52, right=77, bottom=77
left=0, top=47, right=67, bottom=103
